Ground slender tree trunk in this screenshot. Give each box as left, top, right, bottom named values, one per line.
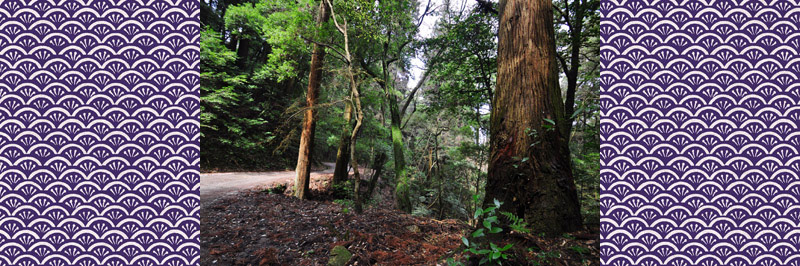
left=389, top=94, right=411, bottom=212
left=485, top=0, right=582, bottom=235
left=563, top=1, right=585, bottom=136
left=332, top=102, right=353, bottom=184
left=325, top=0, right=364, bottom=213
left=349, top=81, right=364, bottom=214
left=294, top=2, right=331, bottom=199
left=365, top=152, right=387, bottom=201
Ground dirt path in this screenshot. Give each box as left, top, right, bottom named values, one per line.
left=200, top=162, right=337, bottom=202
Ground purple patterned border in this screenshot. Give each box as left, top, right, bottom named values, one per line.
left=601, top=1, right=800, bottom=265
left=0, top=1, right=200, bottom=265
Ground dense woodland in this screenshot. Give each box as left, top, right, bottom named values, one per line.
left=201, top=0, right=600, bottom=264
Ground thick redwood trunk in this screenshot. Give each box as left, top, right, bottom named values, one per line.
left=332, top=102, right=353, bottom=184
left=485, top=0, right=582, bottom=235
left=294, top=2, right=331, bottom=199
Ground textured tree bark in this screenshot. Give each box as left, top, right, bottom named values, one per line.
left=348, top=76, right=364, bottom=214
left=332, top=102, right=353, bottom=184
left=485, top=0, right=582, bottom=235
left=294, top=2, right=331, bottom=199
left=389, top=94, right=412, bottom=212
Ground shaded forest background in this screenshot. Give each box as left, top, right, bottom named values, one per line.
left=200, top=0, right=601, bottom=228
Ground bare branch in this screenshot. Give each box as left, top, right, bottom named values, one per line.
left=415, top=0, right=437, bottom=28
left=401, top=48, right=443, bottom=116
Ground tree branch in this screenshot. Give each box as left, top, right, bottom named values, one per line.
left=553, top=2, right=571, bottom=30
left=556, top=52, right=570, bottom=76
left=300, top=35, right=346, bottom=63
left=416, top=0, right=435, bottom=28
left=401, top=98, right=417, bottom=130
left=400, top=66, right=432, bottom=116
left=400, top=48, right=443, bottom=116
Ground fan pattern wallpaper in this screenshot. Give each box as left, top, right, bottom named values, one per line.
left=0, top=1, right=199, bottom=265
left=601, top=1, right=800, bottom=265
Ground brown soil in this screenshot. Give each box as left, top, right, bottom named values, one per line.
left=200, top=177, right=599, bottom=265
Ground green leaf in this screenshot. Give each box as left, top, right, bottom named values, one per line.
left=492, top=251, right=501, bottom=260
left=489, top=227, right=503, bottom=234
left=500, top=244, right=513, bottom=251
left=461, top=237, right=469, bottom=247
left=471, top=228, right=485, bottom=238
left=543, top=118, right=556, bottom=125
left=571, top=107, right=584, bottom=119
left=493, top=198, right=502, bottom=208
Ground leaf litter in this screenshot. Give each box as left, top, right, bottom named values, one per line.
left=200, top=176, right=599, bottom=265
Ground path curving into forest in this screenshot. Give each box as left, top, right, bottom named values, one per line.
left=200, top=162, right=337, bottom=202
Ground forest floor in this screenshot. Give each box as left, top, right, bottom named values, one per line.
left=200, top=174, right=600, bottom=265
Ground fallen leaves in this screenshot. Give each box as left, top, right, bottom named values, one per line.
left=200, top=176, right=599, bottom=265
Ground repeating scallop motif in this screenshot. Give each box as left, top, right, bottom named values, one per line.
left=600, top=1, right=800, bottom=266
left=0, top=1, right=200, bottom=265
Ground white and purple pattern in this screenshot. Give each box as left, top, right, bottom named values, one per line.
left=601, top=1, right=800, bottom=266
left=0, top=1, right=199, bottom=265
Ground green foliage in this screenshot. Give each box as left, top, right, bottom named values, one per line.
left=332, top=179, right=354, bottom=199
left=200, top=26, right=288, bottom=170
left=223, top=3, right=269, bottom=39
left=412, top=205, right=432, bottom=217
left=200, top=28, right=238, bottom=67
left=225, top=0, right=319, bottom=81
left=201, top=1, right=337, bottom=171
left=529, top=248, right=562, bottom=266
left=459, top=197, right=515, bottom=265
left=446, top=257, right=465, bottom=266
left=570, top=245, right=590, bottom=255
left=424, top=6, right=497, bottom=111
left=500, top=211, right=530, bottom=234
left=268, top=184, right=287, bottom=194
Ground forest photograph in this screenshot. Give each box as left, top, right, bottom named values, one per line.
left=198, top=0, right=601, bottom=264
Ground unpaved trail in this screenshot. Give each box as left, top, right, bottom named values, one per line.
left=200, top=162, right=337, bottom=201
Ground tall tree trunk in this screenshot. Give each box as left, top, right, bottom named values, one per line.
left=562, top=0, right=585, bottom=136
left=294, top=2, right=331, bottom=199
left=348, top=79, right=364, bottom=214
left=485, top=0, right=582, bottom=235
left=324, top=0, right=364, bottom=213
left=389, top=94, right=411, bottom=212
left=332, top=102, right=353, bottom=184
